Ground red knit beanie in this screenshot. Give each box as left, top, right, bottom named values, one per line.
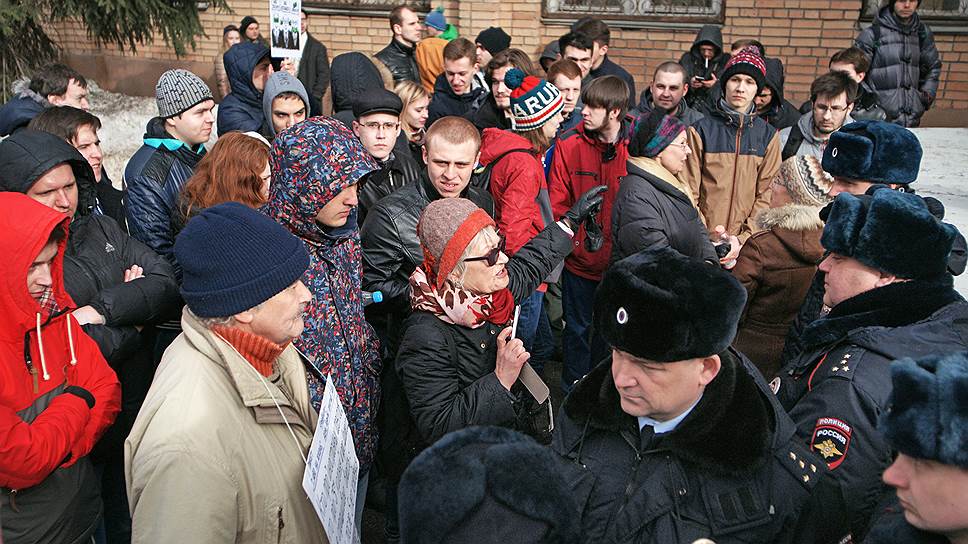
left=417, top=198, right=495, bottom=289
left=719, top=46, right=767, bottom=94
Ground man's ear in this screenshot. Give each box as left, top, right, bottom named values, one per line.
left=698, top=354, right=721, bottom=386
left=352, top=120, right=362, bottom=139
left=233, top=308, right=256, bottom=325
left=47, top=93, right=65, bottom=106
left=857, top=71, right=867, bottom=83
left=599, top=44, right=609, bottom=58
left=875, top=272, right=898, bottom=289
left=392, top=23, right=403, bottom=37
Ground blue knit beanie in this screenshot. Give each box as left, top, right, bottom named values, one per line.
left=175, top=202, right=310, bottom=317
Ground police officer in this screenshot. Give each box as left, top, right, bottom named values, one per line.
left=553, top=247, right=835, bottom=543
left=774, top=188, right=968, bottom=541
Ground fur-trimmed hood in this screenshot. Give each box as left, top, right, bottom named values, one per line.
left=756, top=204, right=823, bottom=232
left=560, top=348, right=789, bottom=476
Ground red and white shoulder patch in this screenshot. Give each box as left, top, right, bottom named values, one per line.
left=811, top=417, right=852, bottom=470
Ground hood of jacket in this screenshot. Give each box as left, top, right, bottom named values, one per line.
left=0, top=81, right=48, bottom=137
left=561, top=348, right=791, bottom=476
left=878, top=4, right=923, bottom=33
left=224, top=42, right=270, bottom=108
left=755, top=205, right=825, bottom=263
left=0, top=193, right=73, bottom=342
left=262, top=72, right=311, bottom=137
left=330, top=52, right=385, bottom=114
left=762, top=59, right=786, bottom=112
left=140, top=116, right=207, bottom=165
left=689, top=24, right=725, bottom=58
left=263, top=117, right=378, bottom=243
left=0, top=128, right=98, bottom=219
left=479, top=127, right=535, bottom=165
left=794, top=110, right=857, bottom=146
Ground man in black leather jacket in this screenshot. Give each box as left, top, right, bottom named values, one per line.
left=353, top=88, right=422, bottom=223
left=375, top=5, right=422, bottom=84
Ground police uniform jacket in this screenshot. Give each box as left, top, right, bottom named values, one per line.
left=553, top=348, right=831, bottom=544
left=774, top=277, right=968, bottom=540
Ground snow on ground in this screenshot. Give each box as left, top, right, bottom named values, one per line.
left=89, top=83, right=968, bottom=294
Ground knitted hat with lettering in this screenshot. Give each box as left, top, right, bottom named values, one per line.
left=155, top=69, right=213, bottom=118
left=417, top=198, right=495, bottom=288
left=505, top=68, right=564, bottom=132
left=719, top=47, right=767, bottom=94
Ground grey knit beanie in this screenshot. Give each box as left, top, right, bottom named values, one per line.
left=156, top=69, right=213, bottom=118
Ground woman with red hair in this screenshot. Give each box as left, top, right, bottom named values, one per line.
left=173, top=132, right=271, bottom=234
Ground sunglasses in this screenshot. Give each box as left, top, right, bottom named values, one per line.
left=464, top=237, right=506, bottom=267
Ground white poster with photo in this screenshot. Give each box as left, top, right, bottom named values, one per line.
left=270, top=0, right=302, bottom=58
left=302, top=374, right=360, bottom=544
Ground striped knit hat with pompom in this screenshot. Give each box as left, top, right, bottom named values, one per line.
left=506, top=68, right=564, bottom=132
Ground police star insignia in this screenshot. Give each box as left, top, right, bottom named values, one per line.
left=813, top=439, right=843, bottom=459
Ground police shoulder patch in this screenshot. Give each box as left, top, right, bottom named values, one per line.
left=811, top=417, right=852, bottom=469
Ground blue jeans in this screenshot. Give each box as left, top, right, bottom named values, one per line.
left=517, top=290, right=543, bottom=352
left=561, top=270, right=609, bottom=393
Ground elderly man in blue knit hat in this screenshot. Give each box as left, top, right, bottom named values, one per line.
left=125, top=203, right=329, bottom=543
left=773, top=188, right=968, bottom=542
left=865, top=352, right=968, bottom=543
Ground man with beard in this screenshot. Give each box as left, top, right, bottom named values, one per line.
left=780, top=71, right=857, bottom=161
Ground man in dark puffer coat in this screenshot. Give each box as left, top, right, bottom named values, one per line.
left=0, top=129, right=181, bottom=543
left=774, top=188, right=968, bottom=541
left=855, top=0, right=942, bottom=127
left=329, top=52, right=388, bottom=129
left=553, top=247, right=840, bottom=543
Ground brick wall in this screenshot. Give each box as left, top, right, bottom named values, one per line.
left=44, top=0, right=968, bottom=120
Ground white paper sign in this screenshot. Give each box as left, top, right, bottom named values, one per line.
left=270, top=0, right=302, bottom=58
left=302, top=374, right=360, bottom=544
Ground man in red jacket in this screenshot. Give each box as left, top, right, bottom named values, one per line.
left=0, top=193, right=121, bottom=544
left=549, top=75, right=632, bottom=393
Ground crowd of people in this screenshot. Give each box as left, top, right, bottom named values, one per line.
left=1, top=1, right=966, bottom=543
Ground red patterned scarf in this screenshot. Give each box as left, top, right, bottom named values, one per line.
left=409, top=266, right=515, bottom=328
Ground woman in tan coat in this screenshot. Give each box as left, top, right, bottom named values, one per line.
left=732, top=155, right=832, bottom=378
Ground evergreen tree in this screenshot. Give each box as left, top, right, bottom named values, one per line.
left=1, top=0, right=229, bottom=99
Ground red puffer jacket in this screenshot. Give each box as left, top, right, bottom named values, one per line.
left=548, top=118, right=631, bottom=281
left=0, top=194, right=120, bottom=491
left=480, top=128, right=546, bottom=255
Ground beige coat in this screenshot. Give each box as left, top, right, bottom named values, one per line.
left=125, top=310, right=329, bottom=544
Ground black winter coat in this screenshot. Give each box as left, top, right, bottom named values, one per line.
left=123, top=117, right=206, bottom=278
left=297, top=33, right=331, bottom=117
left=774, top=278, right=968, bottom=540
left=426, top=73, right=487, bottom=128
left=375, top=39, right=420, bottom=84
left=631, top=89, right=705, bottom=126
left=396, top=223, right=574, bottom=444
left=855, top=7, right=942, bottom=127
left=611, top=160, right=717, bottom=264
left=552, top=349, right=839, bottom=544
left=679, top=25, right=730, bottom=114
left=217, top=42, right=271, bottom=137
left=463, top=95, right=512, bottom=132
left=357, top=151, right=423, bottom=225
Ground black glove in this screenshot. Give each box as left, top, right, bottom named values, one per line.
left=65, top=385, right=95, bottom=409
left=564, top=185, right=607, bottom=228
left=584, top=217, right=604, bottom=253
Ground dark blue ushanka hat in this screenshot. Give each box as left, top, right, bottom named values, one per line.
left=821, top=188, right=956, bottom=279
left=594, top=247, right=747, bottom=362
left=399, top=426, right=580, bottom=544
left=822, top=120, right=922, bottom=185
left=881, top=352, right=968, bottom=468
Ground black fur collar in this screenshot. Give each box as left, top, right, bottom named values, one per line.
left=562, top=350, right=774, bottom=476
left=801, top=277, right=963, bottom=350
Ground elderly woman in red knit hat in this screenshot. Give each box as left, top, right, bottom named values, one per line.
left=395, top=187, right=604, bottom=454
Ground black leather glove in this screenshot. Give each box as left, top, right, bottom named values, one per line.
left=584, top=217, right=604, bottom=253
left=65, top=385, right=95, bottom=409
left=564, top=185, right=607, bottom=229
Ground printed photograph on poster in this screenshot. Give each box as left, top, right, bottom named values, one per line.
left=271, top=0, right=302, bottom=58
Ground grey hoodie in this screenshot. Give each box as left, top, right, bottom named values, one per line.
left=778, top=110, right=855, bottom=162
left=262, top=72, right=311, bottom=137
